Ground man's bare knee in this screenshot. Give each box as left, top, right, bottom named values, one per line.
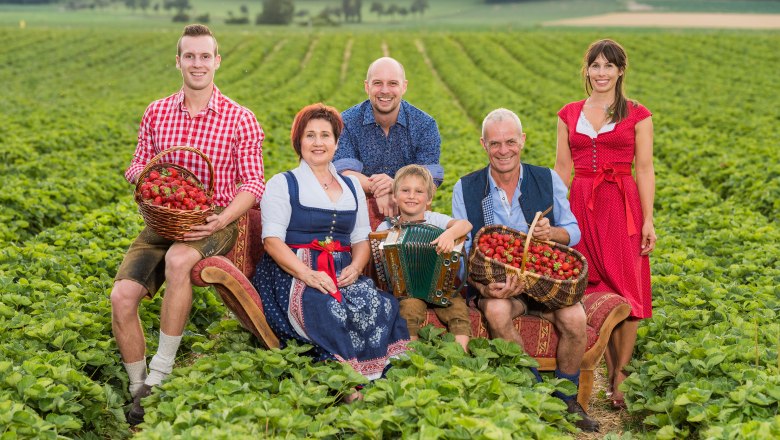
left=110, top=280, right=146, bottom=316
left=553, top=304, right=587, bottom=337
left=481, top=299, right=513, bottom=323
left=164, top=245, right=201, bottom=280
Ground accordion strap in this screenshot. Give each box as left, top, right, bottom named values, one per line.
left=385, top=216, right=428, bottom=228
left=290, top=239, right=351, bottom=303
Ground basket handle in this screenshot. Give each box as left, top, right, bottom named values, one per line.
left=135, top=146, right=215, bottom=197
left=519, top=211, right=545, bottom=277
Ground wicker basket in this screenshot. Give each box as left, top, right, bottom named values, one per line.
left=134, top=146, right=215, bottom=241
left=468, top=212, right=588, bottom=310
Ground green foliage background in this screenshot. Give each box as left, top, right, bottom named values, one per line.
left=0, top=20, right=778, bottom=439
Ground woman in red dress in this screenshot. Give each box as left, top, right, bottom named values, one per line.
left=555, top=39, right=656, bottom=410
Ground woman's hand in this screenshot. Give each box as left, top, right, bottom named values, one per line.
left=640, top=220, right=656, bottom=255
left=375, top=192, right=398, bottom=217
left=337, top=265, right=360, bottom=288
left=302, top=269, right=337, bottom=295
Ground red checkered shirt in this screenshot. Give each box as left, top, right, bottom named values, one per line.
left=125, top=86, right=265, bottom=207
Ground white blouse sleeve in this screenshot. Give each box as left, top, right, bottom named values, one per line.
left=259, top=173, right=291, bottom=241
left=349, top=176, right=371, bottom=243
left=425, top=211, right=454, bottom=230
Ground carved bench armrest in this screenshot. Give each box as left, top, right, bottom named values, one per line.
left=192, top=256, right=280, bottom=349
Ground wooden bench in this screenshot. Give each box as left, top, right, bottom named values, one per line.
left=191, top=210, right=631, bottom=410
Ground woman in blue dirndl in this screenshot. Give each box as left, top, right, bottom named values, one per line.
left=252, top=104, right=409, bottom=390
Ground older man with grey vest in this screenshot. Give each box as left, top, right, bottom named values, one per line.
left=451, top=108, right=599, bottom=432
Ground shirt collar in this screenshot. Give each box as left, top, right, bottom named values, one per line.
left=298, top=158, right=338, bottom=175
left=175, top=85, right=223, bottom=115
left=361, top=99, right=408, bottom=128
left=487, top=164, right=524, bottom=193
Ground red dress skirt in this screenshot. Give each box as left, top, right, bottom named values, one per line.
left=558, top=100, right=653, bottom=319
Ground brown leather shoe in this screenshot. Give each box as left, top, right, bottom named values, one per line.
left=565, top=399, right=600, bottom=432
left=125, top=384, right=152, bottom=426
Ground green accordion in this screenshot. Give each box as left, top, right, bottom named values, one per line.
left=369, top=223, right=465, bottom=307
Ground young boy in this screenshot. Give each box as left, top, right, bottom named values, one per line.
left=377, top=165, right=473, bottom=351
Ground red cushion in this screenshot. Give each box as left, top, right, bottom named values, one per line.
left=422, top=291, right=627, bottom=359
left=227, top=209, right=264, bottom=279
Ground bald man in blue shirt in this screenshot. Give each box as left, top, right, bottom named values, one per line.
left=335, top=57, right=443, bottom=229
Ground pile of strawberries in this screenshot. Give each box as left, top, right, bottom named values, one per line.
left=477, top=231, right=584, bottom=281
left=138, top=167, right=211, bottom=211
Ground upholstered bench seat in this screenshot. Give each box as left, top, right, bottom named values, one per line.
left=191, top=210, right=631, bottom=410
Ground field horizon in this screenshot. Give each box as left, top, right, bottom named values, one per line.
left=4, top=0, right=780, bottom=31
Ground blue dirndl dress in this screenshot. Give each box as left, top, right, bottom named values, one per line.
left=252, top=172, right=409, bottom=380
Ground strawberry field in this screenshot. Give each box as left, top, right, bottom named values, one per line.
left=1, top=27, right=778, bottom=438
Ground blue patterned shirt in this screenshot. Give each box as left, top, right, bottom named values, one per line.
left=334, top=100, right=444, bottom=184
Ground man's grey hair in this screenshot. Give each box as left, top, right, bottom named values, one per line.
left=481, top=108, right=523, bottom=139
left=366, top=57, right=406, bottom=82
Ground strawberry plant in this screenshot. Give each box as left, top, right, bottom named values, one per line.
left=1, top=27, right=778, bottom=438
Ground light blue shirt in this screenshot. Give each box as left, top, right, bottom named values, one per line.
left=451, top=165, right=580, bottom=256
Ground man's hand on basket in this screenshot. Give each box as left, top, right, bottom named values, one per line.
left=530, top=217, right=552, bottom=241
left=181, top=213, right=226, bottom=241
left=471, top=275, right=526, bottom=299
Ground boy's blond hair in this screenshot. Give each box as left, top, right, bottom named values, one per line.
left=393, top=165, right=435, bottom=200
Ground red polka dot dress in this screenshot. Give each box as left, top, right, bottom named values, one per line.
left=558, top=99, right=652, bottom=319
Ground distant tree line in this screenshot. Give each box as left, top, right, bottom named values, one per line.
left=484, top=0, right=538, bottom=3
left=0, top=0, right=59, bottom=3
left=368, top=0, right=430, bottom=20
left=2, top=0, right=433, bottom=25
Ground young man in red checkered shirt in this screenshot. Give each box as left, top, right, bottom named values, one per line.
left=111, top=24, right=265, bottom=426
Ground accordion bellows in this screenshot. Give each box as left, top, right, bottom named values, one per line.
left=468, top=224, right=588, bottom=310
left=369, top=223, right=464, bottom=307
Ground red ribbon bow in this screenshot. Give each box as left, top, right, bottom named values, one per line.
left=290, top=239, right=351, bottom=302
left=580, top=163, right=637, bottom=237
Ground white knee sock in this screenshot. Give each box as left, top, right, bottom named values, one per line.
left=145, top=331, right=182, bottom=386
left=123, top=359, right=148, bottom=397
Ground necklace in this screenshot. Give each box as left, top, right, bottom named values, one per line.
left=319, top=173, right=335, bottom=190
left=584, top=99, right=614, bottom=117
